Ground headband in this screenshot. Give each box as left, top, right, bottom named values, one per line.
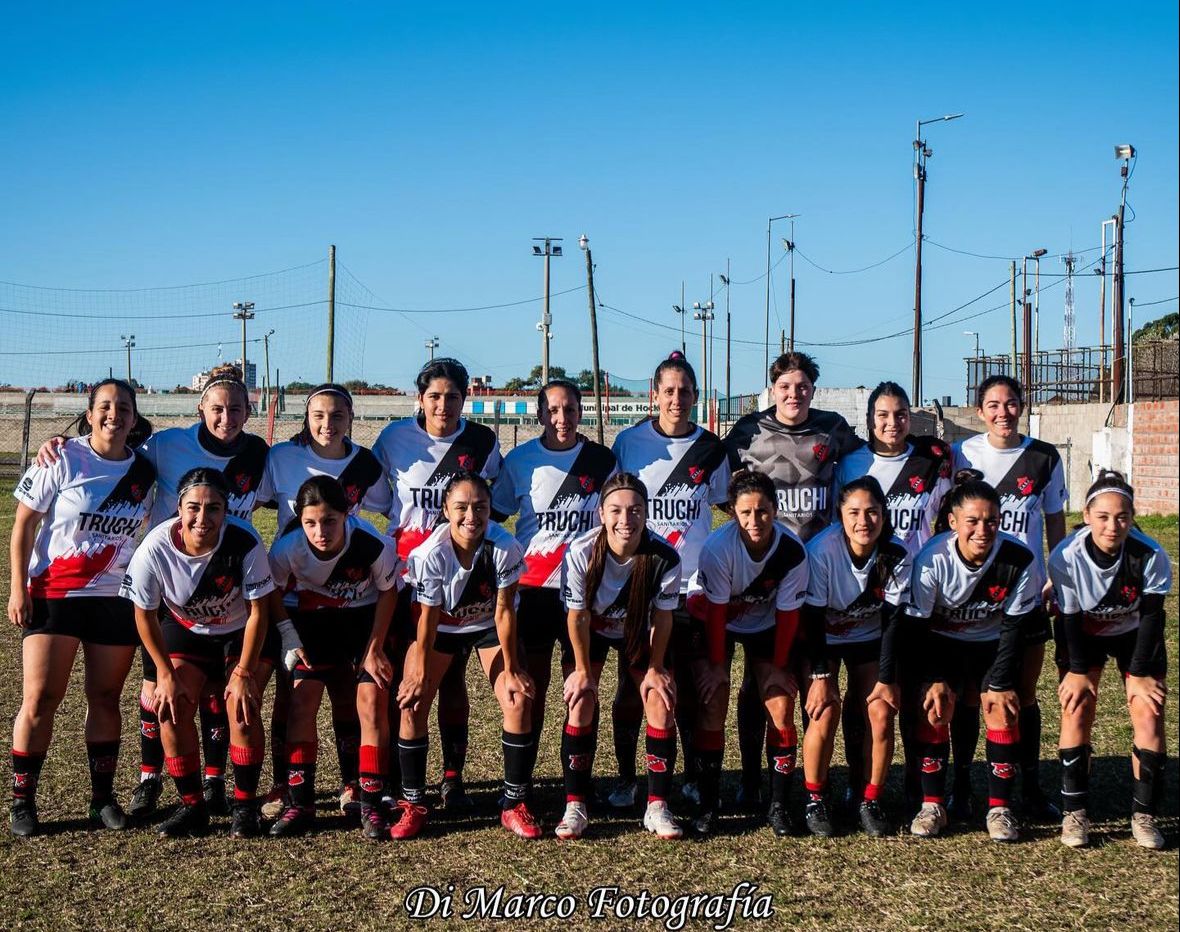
left=1085, top=485, right=1133, bottom=508
left=177, top=478, right=228, bottom=502
left=201, top=376, right=246, bottom=401
left=306, top=387, right=353, bottom=410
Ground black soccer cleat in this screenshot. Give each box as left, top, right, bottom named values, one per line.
left=203, top=777, right=231, bottom=817
left=230, top=802, right=264, bottom=839
left=736, top=781, right=764, bottom=814
left=158, top=802, right=210, bottom=838
left=859, top=800, right=891, bottom=838
left=10, top=800, right=39, bottom=838
left=439, top=776, right=475, bottom=812
left=128, top=777, right=162, bottom=820
left=268, top=805, right=314, bottom=838
left=88, top=799, right=128, bottom=831
left=766, top=801, right=793, bottom=838
left=804, top=798, right=835, bottom=838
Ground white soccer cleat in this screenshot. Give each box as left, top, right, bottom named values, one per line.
left=1060, top=809, right=1091, bottom=848
left=986, top=806, right=1019, bottom=843
left=554, top=801, right=589, bottom=840
left=643, top=800, right=683, bottom=840
left=1131, top=813, right=1165, bottom=850
left=909, top=802, right=948, bottom=838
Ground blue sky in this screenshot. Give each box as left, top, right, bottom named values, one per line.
left=2, top=2, right=1177, bottom=401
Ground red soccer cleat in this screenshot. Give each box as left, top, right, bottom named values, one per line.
left=500, top=801, right=543, bottom=840
left=388, top=800, right=428, bottom=840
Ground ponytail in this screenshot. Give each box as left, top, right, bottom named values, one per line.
left=934, top=468, right=999, bottom=534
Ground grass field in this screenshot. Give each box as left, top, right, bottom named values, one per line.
left=0, top=487, right=1176, bottom=931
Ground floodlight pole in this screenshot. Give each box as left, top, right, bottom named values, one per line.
left=534, top=237, right=562, bottom=385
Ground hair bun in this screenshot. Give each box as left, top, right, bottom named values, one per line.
left=668, top=351, right=685, bottom=361
left=953, top=467, right=984, bottom=487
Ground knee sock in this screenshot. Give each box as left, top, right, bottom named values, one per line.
left=358, top=744, right=386, bottom=806
left=561, top=723, right=597, bottom=802
left=270, top=715, right=289, bottom=789
left=398, top=735, right=429, bottom=804
left=899, top=704, right=921, bottom=806
left=737, top=680, right=764, bottom=789
left=766, top=726, right=798, bottom=806
left=502, top=730, right=533, bottom=806
left=842, top=698, right=867, bottom=796
left=1059, top=744, right=1091, bottom=812
left=199, top=694, right=229, bottom=781
left=951, top=705, right=980, bottom=791
left=12, top=750, right=46, bottom=804
left=645, top=726, right=677, bottom=803
left=332, top=717, right=361, bottom=785
left=139, top=699, right=164, bottom=780
left=438, top=716, right=468, bottom=781
left=286, top=741, right=317, bottom=810
left=917, top=721, right=950, bottom=805
left=674, top=674, right=699, bottom=782
left=1018, top=702, right=1044, bottom=794
left=1132, top=746, right=1165, bottom=816
left=86, top=740, right=120, bottom=805
left=165, top=751, right=203, bottom=806
left=985, top=726, right=1019, bottom=809
left=613, top=709, right=641, bottom=783
left=230, top=744, right=264, bottom=804
left=695, top=728, right=724, bottom=812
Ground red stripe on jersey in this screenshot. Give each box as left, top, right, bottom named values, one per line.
left=27, top=544, right=119, bottom=598
left=520, top=543, right=568, bottom=588
left=396, top=526, right=432, bottom=563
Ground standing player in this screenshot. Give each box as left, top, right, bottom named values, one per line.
left=724, top=351, right=861, bottom=807
left=557, top=473, right=683, bottom=840
left=9, top=380, right=155, bottom=836
left=906, top=471, right=1044, bottom=843
left=954, top=375, right=1066, bottom=820
left=491, top=379, right=616, bottom=784
left=1050, top=471, right=1171, bottom=849
left=392, top=472, right=537, bottom=840
left=373, top=358, right=502, bottom=810
left=609, top=353, right=729, bottom=809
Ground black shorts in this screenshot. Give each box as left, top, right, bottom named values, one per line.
left=923, top=634, right=1007, bottom=697
left=24, top=595, right=139, bottom=647
left=687, top=622, right=777, bottom=666
left=432, top=625, right=503, bottom=656
left=160, top=613, right=278, bottom=683
left=1053, top=622, right=1167, bottom=679
left=559, top=628, right=649, bottom=672
left=1021, top=607, right=1053, bottom=647
left=517, top=587, right=565, bottom=654
left=290, top=605, right=376, bottom=682
left=828, top=638, right=883, bottom=671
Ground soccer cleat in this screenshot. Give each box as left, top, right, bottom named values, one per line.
left=500, top=802, right=543, bottom=840
left=1060, top=809, right=1091, bottom=849
left=203, top=777, right=230, bottom=817
left=910, top=802, right=948, bottom=838
left=268, top=805, right=314, bottom=838
left=338, top=781, right=361, bottom=816
left=804, top=798, right=834, bottom=838
left=88, top=799, right=128, bottom=831
left=259, top=784, right=289, bottom=821
left=859, top=800, right=891, bottom=838
left=230, top=803, right=264, bottom=839
left=1131, top=813, right=1165, bottom=850
left=736, top=781, right=764, bottom=814
left=986, top=806, right=1019, bottom=843
left=554, top=801, right=589, bottom=840
left=388, top=800, right=429, bottom=840
left=438, top=776, right=474, bottom=812
left=359, top=803, right=387, bottom=841
left=680, top=781, right=701, bottom=807
left=766, top=801, right=793, bottom=838
left=128, top=777, right=162, bottom=820
left=10, top=800, right=39, bottom=837
left=1021, top=788, right=1061, bottom=823
left=691, top=809, right=718, bottom=837
left=642, top=800, right=683, bottom=839
left=607, top=779, right=638, bottom=810
left=158, top=802, right=210, bottom=838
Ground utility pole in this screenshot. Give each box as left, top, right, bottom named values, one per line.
left=720, top=260, right=732, bottom=418
left=1023, top=248, right=1047, bottom=399
left=1098, top=217, right=1116, bottom=402
left=579, top=234, right=605, bottom=446
left=693, top=298, right=714, bottom=424
left=425, top=336, right=439, bottom=360
left=1112, top=144, right=1134, bottom=401
left=232, top=301, right=255, bottom=386
left=786, top=216, right=798, bottom=350
left=764, top=214, right=795, bottom=386
left=263, top=329, right=274, bottom=412
left=326, top=244, right=336, bottom=382
left=673, top=281, right=687, bottom=357
left=120, top=334, right=135, bottom=384
left=1009, top=261, right=1018, bottom=377
left=533, top=237, right=563, bottom=385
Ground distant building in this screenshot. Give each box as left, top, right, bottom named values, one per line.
left=191, top=359, right=257, bottom=391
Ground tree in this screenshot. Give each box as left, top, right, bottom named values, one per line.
left=1132, top=312, right=1178, bottom=343
left=286, top=380, right=315, bottom=392
left=574, top=369, right=607, bottom=391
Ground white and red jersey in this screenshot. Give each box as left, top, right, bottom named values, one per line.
left=834, top=436, right=952, bottom=553
left=686, top=521, right=809, bottom=635
left=907, top=531, right=1043, bottom=642
left=953, top=434, right=1066, bottom=572
left=561, top=527, right=681, bottom=640
left=373, top=416, right=502, bottom=563
left=269, top=516, right=402, bottom=613
left=407, top=522, right=524, bottom=635
left=611, top=420, right=729, bottom=589
left=1048, top=527, right=1172, bottom=638
left=14, top=437, right=156, bottom=599
left=121, top=517, right=275, bottom=635
left=258, top=439, right=393, bottom=534
left=804, top=523, right=912, bottom=645
left=142, top=424, right=269, bottom=525
left=491, top=437, right=617, bottom=589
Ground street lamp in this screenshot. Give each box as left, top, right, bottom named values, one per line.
left=964, top=330, right=980, bottom=357
left=764, top=213, right=799, bottom=386
left=120, top=334, right=135, bottom=384
left=262, top=329, right=275, bottom=411
left=425, top=336, right=439, bottom=361
left=719, top=264, right=732, bottom=416
left=1112, top=144, right=1135, bottom=400
left=232, top=301, right=255, bottom=386
left=533, top=237, right=562, bottom=385
left=672, top=303, right=688, bottom=356
left=912, top=112, right=964, bottom=404
left=579, top=233, right=605, bottom=445
left=1021, top=248, right=1046, bottom=392
left=693, top=299, right=715, bottom=424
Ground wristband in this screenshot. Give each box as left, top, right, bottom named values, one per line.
left=232, top=665, right=253, bottom=680
left=809, top=671, right=832, bottom=681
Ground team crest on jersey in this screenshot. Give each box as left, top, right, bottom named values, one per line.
left=233, top=472, right=251, bottom=493
left=872, top=585, right=885, bottom=600
left=578, top=475, right=596, bottom=493
left=1016, top=475, right=1035, bottom=496
left=345, top=566, right=366, bottom=582
left=908, top=475, right=926, bottom=494
left=930, top=443, right=945, bottom=458
left=1121, top=585, right=1139, bottom=604
left=457, top=454, right=474, bottom=470
left=812, top=443, right=830, bottom=463
left=687, top=465, right=706, bottom=484
left=129, top=483, right=146, bottom=502
left=645, top=754, right=668, bottom=773
left=343, top=483, right=361, bottom=504
left=478, top=581, right=493, bottom=599
left=213, top=575, right=235, bottom=595
left=987, top=585, right=1009, bottom=603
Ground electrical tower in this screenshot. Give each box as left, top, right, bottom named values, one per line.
left=1062, top=251, right=1077, bottom=351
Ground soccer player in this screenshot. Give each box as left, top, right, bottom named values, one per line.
left=803, top=476, right=911, bottom=836
left=491, top=379, right=616, bottom=789
left=121, top=468, right=281, bottom=838
left=609, top=352, right=729, bottom=810
left=724, top=351, right=861, bottom=807
left=266, top=476, right=401, bottom=840
left=556, top=473, right=683, bottom=840
left=953, top=375, right=1066, bottom=821
left=392, top=472, right=537, bottom=840
left=9, top=380, right=155, bottom=836
left=685, top=470, right=810, bottom=837
left=373, top=358, right=502, bottom=811
left=906, top=470, right=1044, bottom=843
left=1050, top=471, right=1171, bottom=850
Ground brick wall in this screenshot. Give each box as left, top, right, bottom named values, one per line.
left=1131, top=400, right=1179, bottom=515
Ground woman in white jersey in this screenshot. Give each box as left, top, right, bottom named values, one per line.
left=121, top=468, right=281, bottom=838
left=9, top=380, right=155, bottom=837
left=833, top=380, right=950, bottom=815
left=257, top=383, right=393, bottom=818
left=374, top=357, right=502, bottom=811
left=392, top=471, right=537, bottom=841
left=685, top=470, right=809, bottom=838
left=491, top=379, right=616, bottom=790
left=557, top=472, right=683, bottom=840
left=266, top=476, right=401, bottom=840
left=609, top=353, right=729, bottom=810
left=953, top=375, right=1066, bottom=822
left=906, top=471, right=1044, bottom=844
left=35, top=364, right=268, bottom=821
left=803, top=476, right=911, bottom=837
left=1050, top=471, right=1171, bottom=850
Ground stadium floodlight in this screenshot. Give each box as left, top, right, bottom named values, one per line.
left=1113, top=144, right=1135, bottom=160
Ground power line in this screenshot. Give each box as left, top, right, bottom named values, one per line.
left=0, top=300, right=326, bottom=321
left=1131, top=295, right=1178, bottom=308
left=335, top=284, right=585, bottom=314
left=793, top=240, right=915, bottom=275
left=0, top=258, right=327, bottom=293
left=0, top=337, right=265, bottom=357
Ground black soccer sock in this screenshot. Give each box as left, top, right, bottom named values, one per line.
left=985, top=727, right=1019, bottom=809
left=899, top=704, right=921, bottom=806
left=230, top=744, right=264, bottom=803
left=438, top=717, right=468, bottom=781
left=165, top=751, right=203, bottom=806
left=199, top=694, right=229, bottom=780
left=358, top=745, right=386, bottom=806
left=674, top=668, right=699, bottom=782
left=1132, top=746, right=1165, bottom=816
left=139, top=698, right=164, bottom=780
left=1018, top=702, right=1044, bottom=794
left=951, top=704, right=980, bottom=790
left=12, top=750, right=46, bottom=803
left=502, top=729, right=532, bottom=806
left=286, top=741, right=317, bottom=809
left=695, top=728, right=724, bottom=812
left=766, top=726, right=798, bottom=806
left=613, top=713, right=641, bottom=783
left=86, top=740, right=120, bottom=805
left=270, top=714, right=289, bottom=789
left=737, top=678, right=764, bottom=789
left=1059, top=744, right=1091, bottom=813
left=332, top=717, right=362, bottom=785
left=399, top=735, right=429, bottom=805
left=645, top=726, right=677, bottom=803
left=561, top=723, right=597, bottom=802
left=842, top=697, right=867, bottom=797
left=917, top=721, right=950, bottom=805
